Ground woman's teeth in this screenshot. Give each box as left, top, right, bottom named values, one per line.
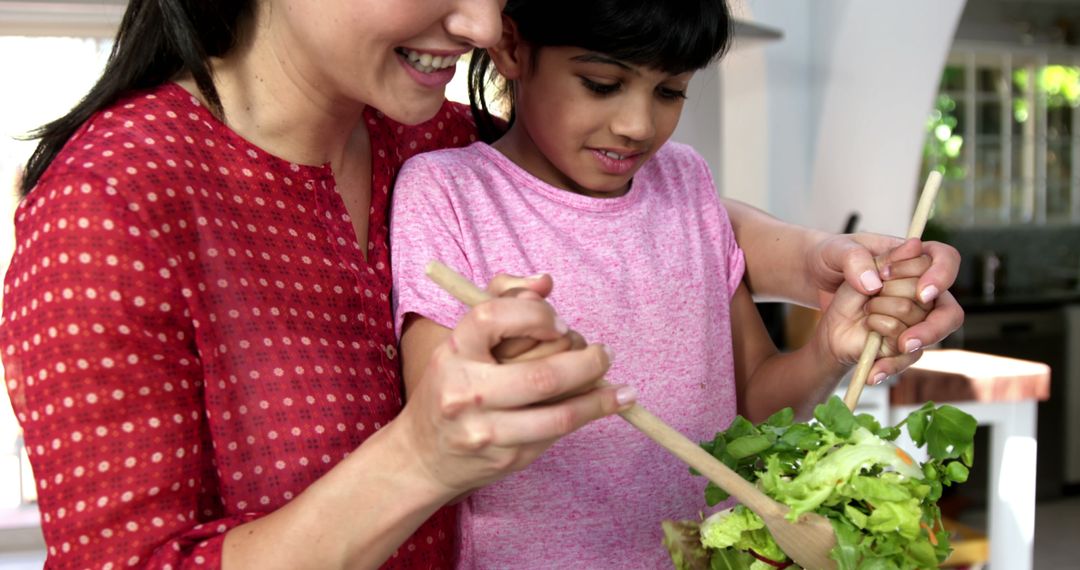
left=602, top=151, right=628, bottom=160
left=399, top=49, right=460, bottom=73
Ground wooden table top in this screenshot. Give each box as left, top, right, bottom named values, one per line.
left=890, top=349, right=1051, bottom=406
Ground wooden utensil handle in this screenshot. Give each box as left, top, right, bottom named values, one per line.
left=617, top=405, right=773, bottom=512
left=423, top=261, right=779, bottom=515
left=842, top=171, right=942, bottom=411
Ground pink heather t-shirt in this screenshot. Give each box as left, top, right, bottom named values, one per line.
left=391, top=141, right=745, bottom=569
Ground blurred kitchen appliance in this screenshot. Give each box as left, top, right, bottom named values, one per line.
left=979, top=251, right=1002, bottom=301
left=842, top=212, right=860, bottom=234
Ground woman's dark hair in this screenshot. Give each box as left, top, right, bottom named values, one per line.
left=19, top=0, right=254, bottom=196
left=468, top=0, right=732, bottom=143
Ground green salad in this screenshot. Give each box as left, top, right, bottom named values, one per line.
left=663, top=396, right=977, bottom=569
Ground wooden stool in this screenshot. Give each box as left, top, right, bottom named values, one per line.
left=890, top=349, right=1050, bottom=570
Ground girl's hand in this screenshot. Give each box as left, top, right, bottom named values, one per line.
left=814, top=240, right=943, bottom=385
left=394, top=291, right=635, bottom=498
left=812, top=235, right=963, bottom=359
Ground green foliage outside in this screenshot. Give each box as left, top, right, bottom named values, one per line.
left=922, top=63, right=1080, bottom=229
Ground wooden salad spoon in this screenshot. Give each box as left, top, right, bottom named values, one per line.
left=843, top=170, right=943, bottom=411
left=426, top=261, right=839, bottom=570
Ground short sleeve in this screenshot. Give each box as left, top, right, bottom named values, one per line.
left=690, top=150, right=745, bottom=297
left=390, top=154, right=473, bottom=337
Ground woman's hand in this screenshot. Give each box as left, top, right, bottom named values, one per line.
left=719, top=199, right=962, bottom=352
left=811, top=235, right=964, bottom=358
left=226, top=283, right=627, bottom=570
left=395, top=291, right=635, bottom=499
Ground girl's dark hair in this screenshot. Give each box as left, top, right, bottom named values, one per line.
left=19, top=0, right=253, bottom=196
left=468, top=0, right=732, bottom=143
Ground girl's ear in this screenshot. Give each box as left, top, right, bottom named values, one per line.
left=486, top=15, right=527, bottom=79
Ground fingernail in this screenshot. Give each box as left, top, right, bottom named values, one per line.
left=872, top=372, right=888, bottom=386
left=602, top=344, right=614, bottom=361
left=554, top=316, right=569, bottom=335
left=919, top=285, right=939, bottom=304
left=905, top=339, right=922, bottom=353
left=528, top=272, right=547, bottom=281
left=859, top=270, right=882, bottom=292
left=615, top=386, right=637, bottom=406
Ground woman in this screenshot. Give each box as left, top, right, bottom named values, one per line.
left=1, top=0, right=962, bottom=568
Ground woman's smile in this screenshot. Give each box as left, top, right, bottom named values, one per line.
left=394, top=48, right=465, bottom=89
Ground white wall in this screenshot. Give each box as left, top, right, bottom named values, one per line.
left=677, top=0, right=967, bottom=236
left=672, top=3, right=778, bottom=211
left=750, top=1, right=816, bottom=223
left=717, top=16, right=772, bottom=211
left=803, top=1, right=966, bottom=236
left=671, top=64, right=724, bottom=191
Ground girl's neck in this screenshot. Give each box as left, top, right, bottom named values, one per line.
left=492, top=124, right=631, bottom=199
left=490, top=125, right=531, bottom=174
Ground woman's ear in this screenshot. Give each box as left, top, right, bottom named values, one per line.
left=486, top=15, right=527, bottom=79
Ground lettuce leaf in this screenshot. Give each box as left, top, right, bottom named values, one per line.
left=665, top=396, right=976, bottom=569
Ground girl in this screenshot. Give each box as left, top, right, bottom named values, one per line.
left=389, top=0, right=936, bottom=567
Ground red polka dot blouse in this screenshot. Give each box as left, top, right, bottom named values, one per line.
left=0, top=83, right=477, bottom=569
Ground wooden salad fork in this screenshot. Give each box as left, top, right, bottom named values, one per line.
left=843, top=171, right=943, bottom=411
left=426, top=261, right=839, bottom=570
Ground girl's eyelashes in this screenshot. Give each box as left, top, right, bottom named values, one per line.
left=580, top=77, right=620, bottom=95
left=579, top=76, right=688, bottom=102
left=657, top=87, right=688, bottom=101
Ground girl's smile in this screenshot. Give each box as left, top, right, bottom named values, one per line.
left=589, top=147, right=646, bottom=175
left=489, top=42, right=692, bottom=198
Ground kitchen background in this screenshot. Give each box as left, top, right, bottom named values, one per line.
left=675, top=1, right=1080, bottom=568
left=0, top=0, right=1078, bottom=568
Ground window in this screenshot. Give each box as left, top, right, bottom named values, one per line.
left=923, top=47, right=1080, bottom=227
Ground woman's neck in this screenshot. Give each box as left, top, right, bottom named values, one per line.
left=180, top=32, right=376, bottom=259
left=181, top=19, right=367, bottom=170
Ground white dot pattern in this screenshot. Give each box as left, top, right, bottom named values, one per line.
left=0, top=84, right=477, bottom=568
